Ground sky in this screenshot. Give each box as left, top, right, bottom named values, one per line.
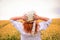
left=0, top=0, right=60, bottom=20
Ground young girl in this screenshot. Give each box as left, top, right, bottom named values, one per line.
left=10, top=11, right=52, bottom=40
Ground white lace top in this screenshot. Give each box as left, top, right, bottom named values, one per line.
left=10, top=19, right=52, bottom=40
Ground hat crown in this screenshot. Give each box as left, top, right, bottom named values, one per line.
left=26, top=11, right=35, bottom=21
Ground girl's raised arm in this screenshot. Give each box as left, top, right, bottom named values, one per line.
left=10, top=16, right=23, bottom=21
left=10, top=15, right=27, bottom=21
left=34, top=14, right=49, bottom=21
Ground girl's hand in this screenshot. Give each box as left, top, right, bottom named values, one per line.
left=22, top=14, right=28, bottom=21
left=33, top=14, right=40, bottom=20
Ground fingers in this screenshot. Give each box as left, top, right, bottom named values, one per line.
left=22, top=14, right=28, bottom=21
left=33, top=13, right=41, bottom=20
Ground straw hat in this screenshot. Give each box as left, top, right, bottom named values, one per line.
left=26, top=11, right=35, bottom=22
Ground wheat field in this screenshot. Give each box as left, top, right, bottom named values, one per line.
left=0, top=18, right=60, bottom=40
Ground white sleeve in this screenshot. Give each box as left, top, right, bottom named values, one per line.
left=10, top=20, right=23, bottom=33
left=39, top=19, right=52, bottom=30
left=10, top=20, right=32, bottom=36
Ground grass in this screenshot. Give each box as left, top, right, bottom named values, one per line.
left=0, top=18, right=60, bottom=40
